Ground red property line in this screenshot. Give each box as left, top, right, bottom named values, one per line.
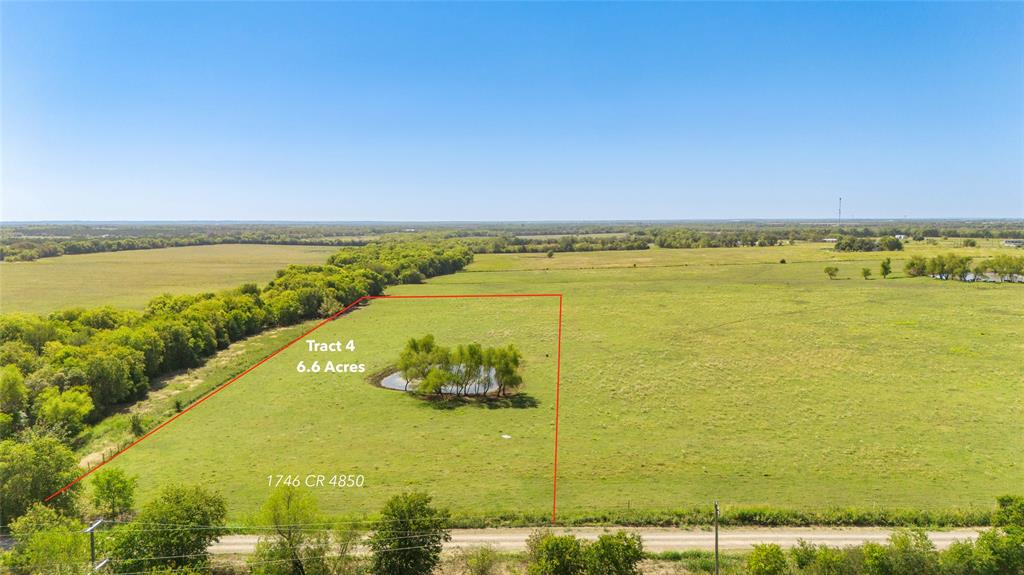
left=45, top=293, right=565, bottom=524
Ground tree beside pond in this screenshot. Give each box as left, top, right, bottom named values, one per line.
left=396, top=336, right=524, bottom=398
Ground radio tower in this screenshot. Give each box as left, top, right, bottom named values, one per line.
left=837, top=197, right=842, bottom=226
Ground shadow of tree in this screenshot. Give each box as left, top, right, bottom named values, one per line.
left=415, top=393, right=540, bottom=411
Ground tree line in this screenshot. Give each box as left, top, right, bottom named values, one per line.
left=0, top=241, right=474, bottom=459
left=905, top=253, right=1024, bottom=282
left=397, top=335, right=524, bottom=398
left=833, top=235, right=904, bottom=252
left=459, top=234, right=650, bottom=254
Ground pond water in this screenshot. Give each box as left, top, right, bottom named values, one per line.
left=379, top=367, right=500, bottom=395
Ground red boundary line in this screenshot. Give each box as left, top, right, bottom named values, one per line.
left=44, top=293, right=565, bottom=523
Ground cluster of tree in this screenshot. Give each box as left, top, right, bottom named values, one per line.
left=0, top=242, right=474, bottom=444
left=833, top=235, right=904, bottom=252
left=526, top=530, right=645, bottom=575
left=397, top=335, right=523, bottom=397
left=905, top=253, right=1024, bottom=282
left=0, top=225, right=384, bottom=262
left=460, top=234, right=650, bottom=254
left=745, top=497, right=1024, bottom=574
left=651, top=229, right=786, bottom=248
left=326, top=242, right=473, bottom=285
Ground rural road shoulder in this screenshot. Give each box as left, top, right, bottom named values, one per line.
left=210, top=527, right=983, bottom=555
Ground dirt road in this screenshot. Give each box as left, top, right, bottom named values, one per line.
left=211, top=527, right=982, bottom=555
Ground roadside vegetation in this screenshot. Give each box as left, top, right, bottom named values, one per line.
left=3, top=483, right=1022, bottom=574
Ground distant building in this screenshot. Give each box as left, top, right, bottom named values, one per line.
left=1003, top=239, right=1024, bottom=248
left=822, top=238, right=838, bottom=243
left=895, top=234, right=907, bottom=240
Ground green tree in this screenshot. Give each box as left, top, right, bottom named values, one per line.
left=249, top=486, right=361, bottom=575
left=0, top=433, right=81, bottom=525
left=91, top=468, right=137, bottom=519
left=6, top=503, right=88, bottom=575
left=491, top=345, right=523, bottom=397
left=862, top=267, right=872, bottom=280
left=0, top=365, right=27, bottom=419
left=904, top=255, right=928, bottom=277
left=0, top=413, right=13, bottom=440
left=107, top=484, right=227, bottom=573
left=878, top=236, right=904, bottom=251
left=746, top=543, right=788, bottom=575
left=368, top=492, right=450, bottom=575
left=824, top=266, right=839, bottom=280
left=880, top=258, right=892, bottom=279
left=33, top=386, right=93, bottom=436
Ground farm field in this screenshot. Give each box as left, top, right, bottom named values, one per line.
left=0, top=243, right=339, bottom=314
left=93, top=241, right=1023, bottom=519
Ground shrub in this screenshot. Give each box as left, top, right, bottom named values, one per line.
left=584, top=532, right=644, bottom=575
left=824, top=266, right=839, bottom=280
left=461, top=545, right=501, bottom=575
left=747, top=543, right=788, bottom=575
left=886, top=529, right=939, bottom=575
left=791, top=539, right=818, bottom=569
left=994, top=495, right=1024, bottom=528
left=527, top=532, right=586, bottom=575
left=129, top=413, right=145, bottom=437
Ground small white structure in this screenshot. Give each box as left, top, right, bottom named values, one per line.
left=1003, top=239, right=1024, bottom=248
left=822, top=238, right=838, bottom=243
left=895, top=234, right=907, bottom=240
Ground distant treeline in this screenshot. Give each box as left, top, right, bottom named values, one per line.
left=460, top=234, right=650, bottom=254
left=3, top=221, right=1023, bottom=261
left=0, top=242, right=473, bottom=441
left=0, top=233, right=373, bottom=262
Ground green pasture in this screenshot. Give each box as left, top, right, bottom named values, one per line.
left=96, top=241, right=1022, bottom=519
left=0, top=244, right=339, bottom=314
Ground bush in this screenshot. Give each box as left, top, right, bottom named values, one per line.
left=129, top=413, right=145, bottom=437
left=527, top=532, right=586, bottom=575
left=460, top=545, right=501, bottom=575
left=884, top=529, right=939, bottom=575
left=584, top=532, right=644, bottom=575
left=994, top=495, right=1024, bottom=528
left=747, top=543, right=788, bottom=575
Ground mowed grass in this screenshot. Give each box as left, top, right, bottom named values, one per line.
left=100, top=241, right=1023, bottom=519
left=0, top=244, right=339, bottom=314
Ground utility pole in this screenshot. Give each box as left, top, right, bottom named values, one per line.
left=837, top=197, right=843, bottom=227
left=85, top=519, right=106, bottom=570
left=714, top=500, right=720, bottom=575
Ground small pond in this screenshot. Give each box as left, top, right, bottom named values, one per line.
left=379, top=367, right=500, bottom=396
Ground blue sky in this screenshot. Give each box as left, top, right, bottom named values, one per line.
left=2, top=2, right=1021, bottom=221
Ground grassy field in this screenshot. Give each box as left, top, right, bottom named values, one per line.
left=92, top=241, right=1022, bottom=519
left=0, top=244, right=339, bottom=314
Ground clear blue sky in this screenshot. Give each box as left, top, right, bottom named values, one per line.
left=2, top=2, right=1021, bottom=221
